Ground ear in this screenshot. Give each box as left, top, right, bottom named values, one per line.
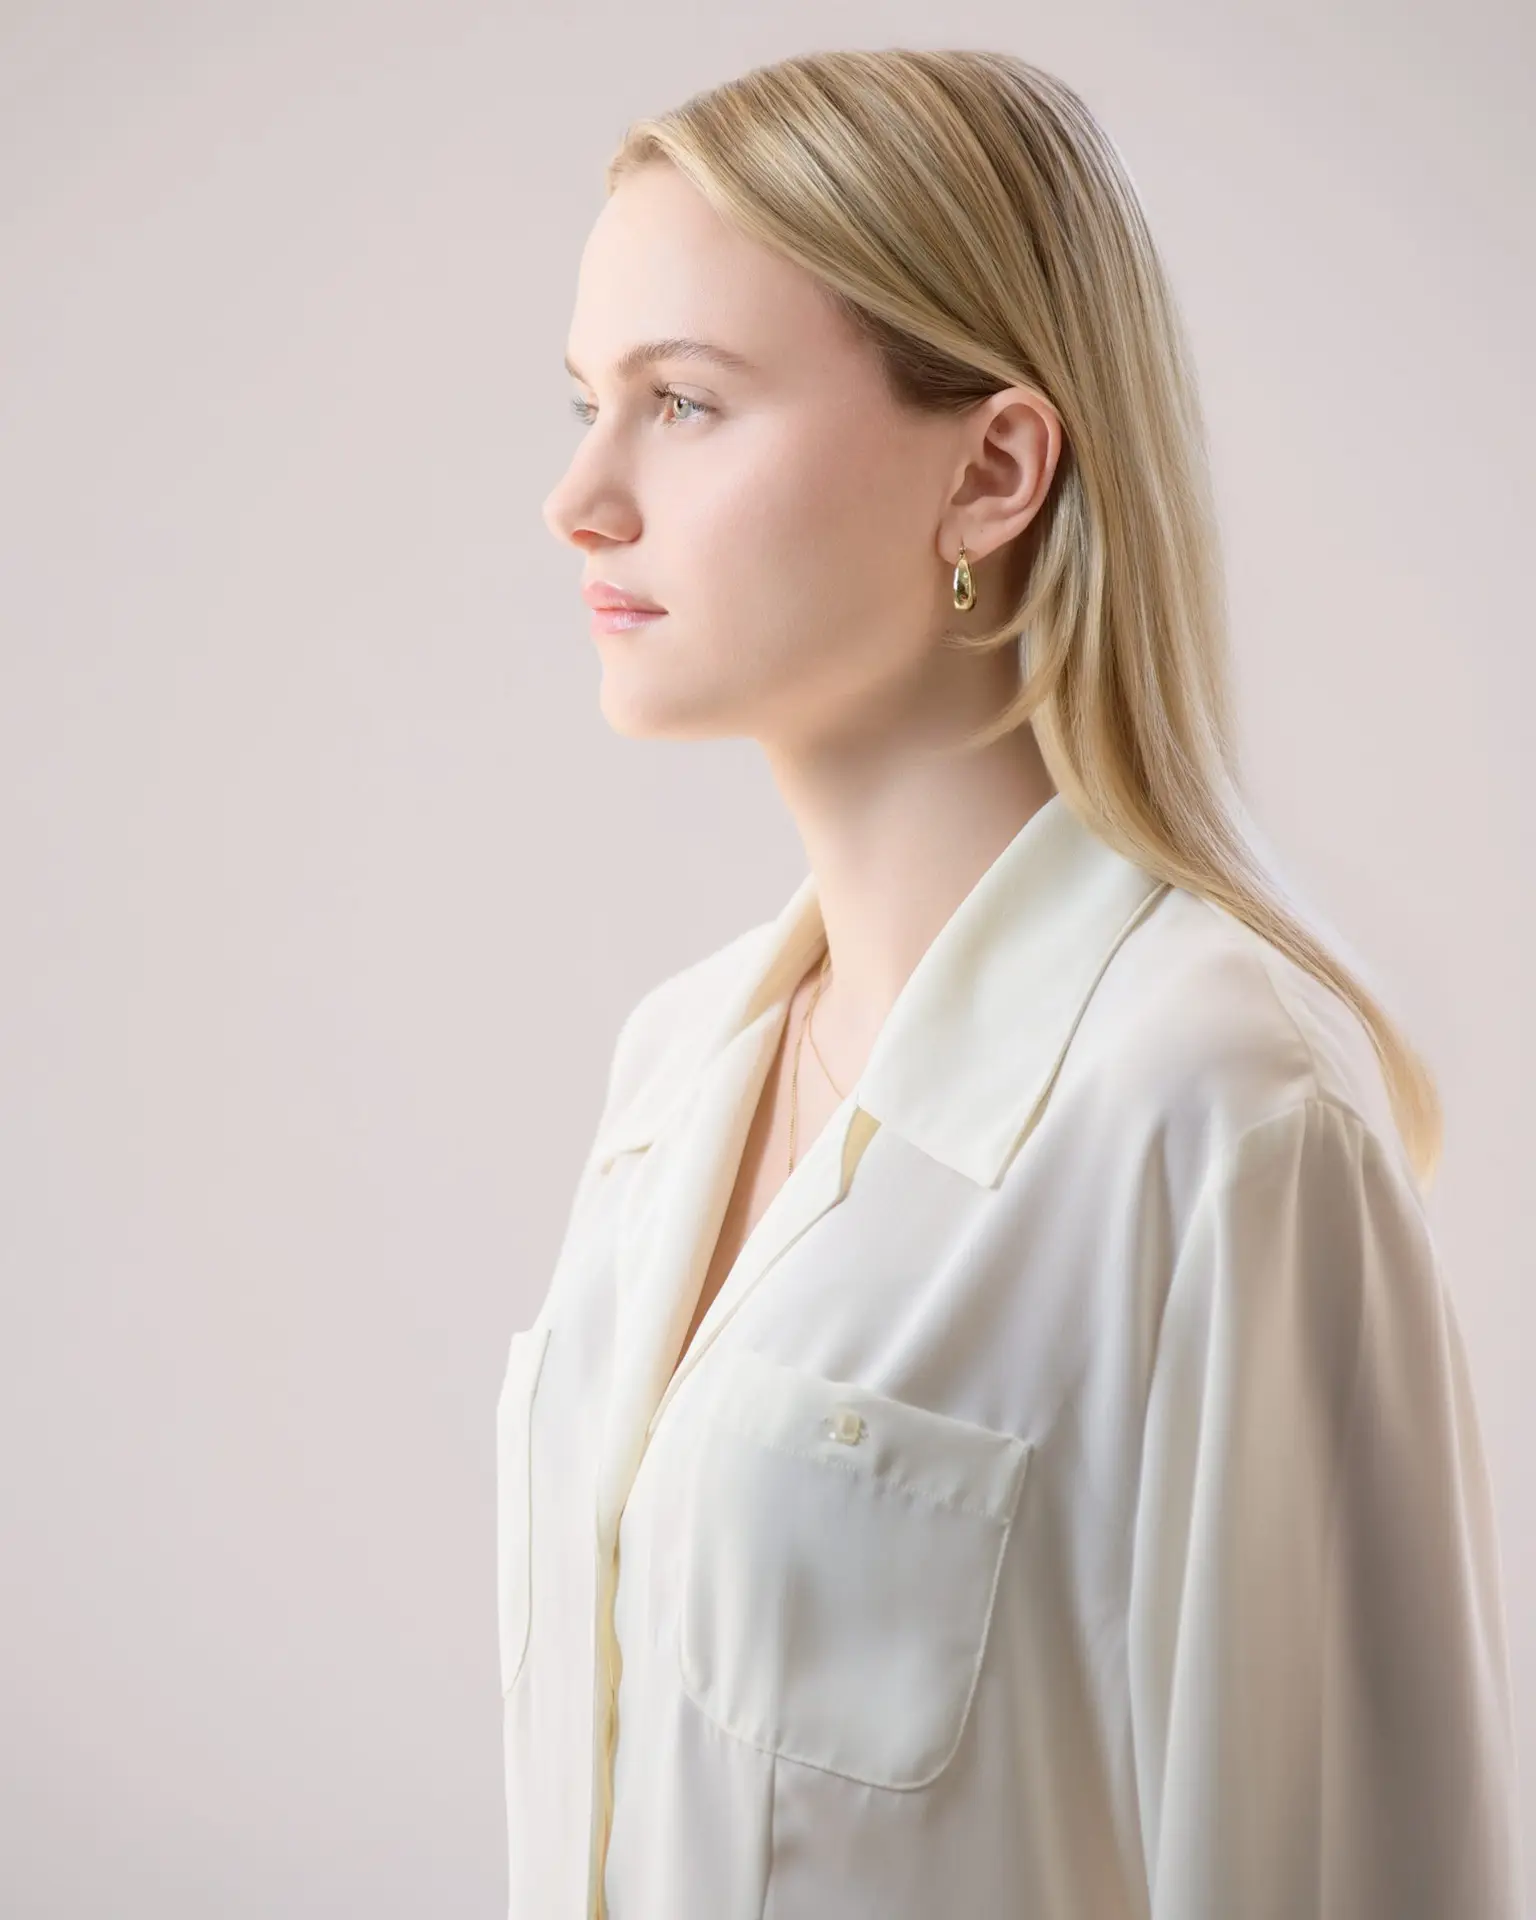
left=941, top=385, right=1064, bottom=564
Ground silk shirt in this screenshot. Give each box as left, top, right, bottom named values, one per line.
left=496, top=793, right=1524, bottom=1919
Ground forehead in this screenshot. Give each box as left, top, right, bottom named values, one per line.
left=564, top=164, right=855, bottom=382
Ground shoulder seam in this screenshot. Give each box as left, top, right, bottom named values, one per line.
left=1188, top=1090, right=1385, bottom=1219
left=1139, top=1094, right=1404, bottom=1440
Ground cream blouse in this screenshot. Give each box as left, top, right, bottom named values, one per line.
left=496, top=793, right=1525, bottom=1919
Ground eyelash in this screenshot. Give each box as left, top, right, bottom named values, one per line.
left=568, top=382, right=714, bottom=427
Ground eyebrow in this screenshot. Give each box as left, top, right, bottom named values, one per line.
left=563, top=336, right=758, bottom=383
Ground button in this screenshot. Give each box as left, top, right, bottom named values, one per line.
left=823, top=1406, right=865, bottom=1444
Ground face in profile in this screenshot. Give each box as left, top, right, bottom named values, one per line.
left=544, top=163, right=1039, bottom=757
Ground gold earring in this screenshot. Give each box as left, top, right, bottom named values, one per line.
left=951, top=541, right=976, bottom=611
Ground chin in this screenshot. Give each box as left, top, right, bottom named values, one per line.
left=595, top=676, right=741, bottom=743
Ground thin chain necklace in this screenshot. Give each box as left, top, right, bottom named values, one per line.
left=788, top=943, right=845, bottom=1173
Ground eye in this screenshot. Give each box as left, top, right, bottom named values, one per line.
left=567, top=383, right=715, bottom=428
left=653, top=384, right=712, bottom=424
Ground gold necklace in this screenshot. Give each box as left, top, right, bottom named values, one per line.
left=788, top=944, right=845, bottom=1172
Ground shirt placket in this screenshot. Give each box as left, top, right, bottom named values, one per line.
left=580, top=1066, right=872, bottom=1916
left=588, top=1517, right=624, bottom=1918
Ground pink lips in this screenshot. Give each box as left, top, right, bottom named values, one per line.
left=582, top=578, right=667, bottom=635
left=590, top=607, right=665, bottom=635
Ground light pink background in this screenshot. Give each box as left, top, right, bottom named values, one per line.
left=2, top=5, right=1530, bottom=1913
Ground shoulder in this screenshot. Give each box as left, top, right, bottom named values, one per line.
left=1055, top=888, right=1437, bottom=1415
left=1065, top=883, right=1412, bottom=1196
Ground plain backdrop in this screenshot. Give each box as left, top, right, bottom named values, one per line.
left=1, top=3, right=1531, bottom=1913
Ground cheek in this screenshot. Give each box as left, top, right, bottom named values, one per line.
left=688, top=421, right=926, bottom=661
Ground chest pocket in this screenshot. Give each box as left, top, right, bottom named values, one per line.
left=496, top=1321, right=552, bottom=1696
left=676, top=1344, right=1031, bottom=1789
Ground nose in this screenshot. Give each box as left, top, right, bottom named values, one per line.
left=543, top=454, right=641, bottom=555
left=541, top=473, right=576, bottom=546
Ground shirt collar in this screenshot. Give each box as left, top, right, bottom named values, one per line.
left=590, top=793, right=1172, bottom=1188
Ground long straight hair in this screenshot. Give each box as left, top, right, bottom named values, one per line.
left=606, top=48, right=1442, bottom=1187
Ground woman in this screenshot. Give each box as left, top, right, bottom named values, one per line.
left=503, top=47, right=1524, bottom=1919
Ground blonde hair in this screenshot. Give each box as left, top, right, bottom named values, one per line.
left=607, top=47, right=1443, bottom=1187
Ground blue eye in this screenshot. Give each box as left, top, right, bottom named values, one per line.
left=568, top=383, right=714, bottom=427
left=657, top=387, right=710, bottom=423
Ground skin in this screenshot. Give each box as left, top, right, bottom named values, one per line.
left=544, top=160, right=1064, bottom=1096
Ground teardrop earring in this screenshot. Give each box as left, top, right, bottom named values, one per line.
left=951, top=541, right=976, bottom=612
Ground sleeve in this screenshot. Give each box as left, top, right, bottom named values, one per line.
left=1127, top=1095, right=1526, bottom=1919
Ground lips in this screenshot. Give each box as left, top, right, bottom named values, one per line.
left=581, top=579, right=667, bottom=613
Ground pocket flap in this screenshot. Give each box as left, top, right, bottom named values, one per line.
left=707, top=1344, right=1030, bottom=1524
